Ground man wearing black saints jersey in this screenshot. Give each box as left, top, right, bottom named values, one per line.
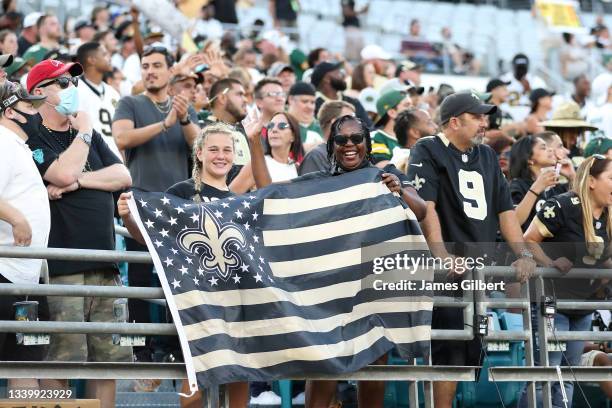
left=407, top=91, right=536, bottom=408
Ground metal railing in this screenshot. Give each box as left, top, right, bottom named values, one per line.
left=0, top=245, right=611, bottom=408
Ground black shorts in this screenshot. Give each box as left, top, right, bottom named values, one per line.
left=0, top=274, right=49, bottom=361
left=430, top=306, right=483, bottom=367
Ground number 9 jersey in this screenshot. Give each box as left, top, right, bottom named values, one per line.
left=77, top=76, right=122, bottom=160
left=406, top=133, right=513, bottom=244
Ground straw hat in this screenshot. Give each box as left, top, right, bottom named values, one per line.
left=540, top=101, right=598, bottom=131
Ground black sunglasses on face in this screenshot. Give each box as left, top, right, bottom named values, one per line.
left=38, top=76, right=78, bottom=89
left=266, top=122, right=290, bottom=131
left=333, top=133, right=365, bottom=146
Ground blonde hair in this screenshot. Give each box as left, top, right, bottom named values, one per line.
left=572, top=156, right=612, bottom=257
left=191, top=123, right=236, bottom=202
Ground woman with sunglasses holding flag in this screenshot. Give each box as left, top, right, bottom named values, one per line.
left=520, top=154, right=612, bottom=407
left=230, top=111, right=304, bottom=193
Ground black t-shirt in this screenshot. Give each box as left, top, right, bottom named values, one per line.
left=26, top=128, right=122, bottom=276
left=315, top=94, right=373, bottom=129
left=17, top=36, right=33, bottom=57
left=341, top=0, right=360, bottom=27
left=166, top=178, right=234, bottom=202
left=406, top=134, right=513, bottom=257
left=509, top=177, right=568, bottom=231
left=211, top=0, right=238, bottom=24
left=274, top=0, right=297, bottom=21
left=534, top=191, right=610, bottom=300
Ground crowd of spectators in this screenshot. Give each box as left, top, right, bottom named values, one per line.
left=0, top=1, right=611, bottom=407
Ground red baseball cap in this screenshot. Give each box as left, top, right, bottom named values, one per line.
left=26, top=59, right=83, bottom=92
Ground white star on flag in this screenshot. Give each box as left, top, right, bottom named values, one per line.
left=254, top=273, right=263, bottom=283
left=161, top=196, right=170, bottom=205
left=248, top=254, right=254, bottom=260
left=214, top=210, right=223, bottom=219
left=232, top=275, right=241, bottom=284
left=154, top=240, right=163, bottom=248
left=252, top=212, right=259, bottom=221
left=208, top=276, right=219, bottom=286
left=145, top=220, right=154, bottom=228
left=249, top=245, right=255, bottom=253
left=197, top=267, right=204, bottom=276
left=179, top=266, right=189, bottom=275
left=190, top=213, right=199, bottom=223
left=171, top=248, right=178, bottom=254
left=169, top=217, right=177, bottom=225
left=160, top=229, right=169, bottom=238
left=193, top=277, right=199, bottom=285
left=244, top=222, right=250, bottom=230
left=164, top=257, right=174, bottom=266
left=235, top=209, right=243, bottom=218
left=249, top=195, right=256, bottom=200
left=221, top=202, right=229, bottom=208
left=171, top=279, right=181, bottom=289
left=185, top=257, right=193, bottom=264
left=138, top=199, right=148, bottom=207
left=154, top=208, right=163, bottom=218
left=228, top=197, right=235, bottom=201
left=253, top=236, right=259, bottom=243
left=174, top=206, right=185, bottom=214
left=242, top=201, right=250, bottom=209
left=240, top=263, right=249, bottom=272
left=259, top=256, right=265, bottom=264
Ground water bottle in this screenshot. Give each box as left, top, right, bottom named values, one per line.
left=113, top=298, right=128, bottom=345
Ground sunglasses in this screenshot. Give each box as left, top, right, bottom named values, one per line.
left=333, top=133, right=365, bottom=146
left=263, top=91, right=286, bottom=98
left=143, top=45, right=169, bottom=56
left=39, top=76, right=78, bottom=89
left=266, top=122, right=290, bottom=131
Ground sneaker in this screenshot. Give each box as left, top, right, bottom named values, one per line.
left=249, top=390, right=282, bottom=405
left=291, top=391, right=305, bottom=405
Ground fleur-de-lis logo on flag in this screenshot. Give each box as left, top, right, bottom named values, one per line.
left=177, top=207, right=246, bottom=280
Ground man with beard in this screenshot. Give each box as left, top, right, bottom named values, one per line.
left=407, top=91, right=536, bottom=408
left=111, top=45, right=198, bottom=362
left=23, top=14, right=62, bottom=65
left=311, top=61, right=373, bottom=127
left=76, top=42, right=121, bottom=159
left=204, top=77, right=251, bottom=173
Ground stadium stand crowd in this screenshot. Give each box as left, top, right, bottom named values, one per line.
left=0, top=0, right=611, bottom=407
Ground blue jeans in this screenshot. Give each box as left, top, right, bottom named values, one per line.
left=519, top=306, right=592, bottom=407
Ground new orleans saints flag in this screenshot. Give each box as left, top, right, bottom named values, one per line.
left=128, top=167, right=433, bottom=391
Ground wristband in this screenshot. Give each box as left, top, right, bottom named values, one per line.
left=528, top=188, right=539, bottom=197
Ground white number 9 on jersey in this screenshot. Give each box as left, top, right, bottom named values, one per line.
left=458, top=170, right=487, bottom=220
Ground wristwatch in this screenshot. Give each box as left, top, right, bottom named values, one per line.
left=179, top=116, right=191, bottom=126
left=77, top=132, right=92, bottom=146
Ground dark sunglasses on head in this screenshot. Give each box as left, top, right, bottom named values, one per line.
left=333, top=133, right=365, bottom=146
left=266, top=122, right=290, bottom=131
left=143, top=45, right=169, bottom=56
left=38, top=76, right=78, bottom=89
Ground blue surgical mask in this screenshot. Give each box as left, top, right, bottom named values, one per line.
left=54, top=86, right=79, bottom=116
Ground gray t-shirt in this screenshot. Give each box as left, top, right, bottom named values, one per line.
left=113, top=94, right=197, bottom=192
left=298, top=143, right=331, bottom=176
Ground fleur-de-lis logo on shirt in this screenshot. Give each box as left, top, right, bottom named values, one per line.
left=177, top=207, right=246, bottom=280
left=410, top=175, right=426, bottom=191
left=543, top=206, right=556, bottom=219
